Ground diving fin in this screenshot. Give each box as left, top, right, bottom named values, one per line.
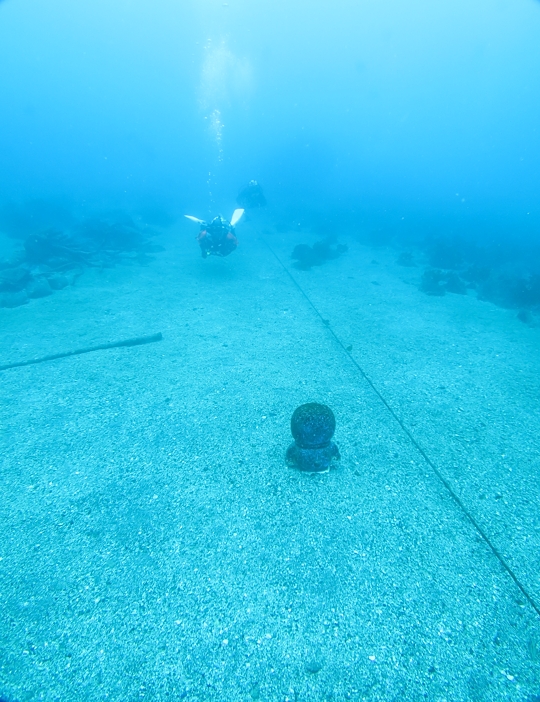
left=230, top=208, right=244, bottom=227
left=184, top=215, right=205, bottom=224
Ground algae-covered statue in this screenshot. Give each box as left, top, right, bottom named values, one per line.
left=286, top=403, right=340, bottom=473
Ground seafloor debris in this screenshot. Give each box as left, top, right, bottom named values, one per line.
left=415, top=234, right=540, bottom=321
left=477, top=272, right=540, bottom=310
left=291, top=238, right=348, bottom=270
left=419, top=257, right=540, bottom=319
left=397, top=251, right=416, bottom=267
left=420, top=268, right=468, bottom=296
left=0, top=207, right=165, bottom=308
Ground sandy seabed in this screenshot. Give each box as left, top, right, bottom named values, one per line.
left=1, top=215, right=540, bottom=702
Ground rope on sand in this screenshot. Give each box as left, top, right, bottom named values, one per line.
left=261, top=233, right=540, bottom=620
left=0, top=332, right=163, bottom=371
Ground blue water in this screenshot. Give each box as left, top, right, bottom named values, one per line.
left=1, top=0, right=539, bottom=240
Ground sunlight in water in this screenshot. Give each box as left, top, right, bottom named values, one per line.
left=209, top=108, right=223, bottom=161
left=198, top=38, right=253, bottom=203
left=199, top=39, right=253, bottom=140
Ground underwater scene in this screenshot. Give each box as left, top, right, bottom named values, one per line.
left=1, top=0, right=540, bottom=700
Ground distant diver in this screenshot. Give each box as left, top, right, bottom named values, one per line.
left=236, top=180, right=266, bottom=209
left=185, top=209, right=244, bottom=258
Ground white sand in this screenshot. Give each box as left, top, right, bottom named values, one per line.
left=1, top=217, right=539, bottom=701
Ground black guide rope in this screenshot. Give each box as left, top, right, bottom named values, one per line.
left=263, top=237, right=540, bottom=619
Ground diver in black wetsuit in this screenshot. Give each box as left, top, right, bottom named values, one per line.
left=196, top=215, right=238, bottom=259
left=185, top=209, right=244, bottom=258
left=236, top=181, right=266, bottom=209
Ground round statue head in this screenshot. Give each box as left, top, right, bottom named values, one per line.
left=290, top=403, right=336, bottom=449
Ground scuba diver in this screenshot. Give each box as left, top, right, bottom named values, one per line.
left=236, top=180, right=266, bottom=209
left=185, top=209, right=244, bottom=258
